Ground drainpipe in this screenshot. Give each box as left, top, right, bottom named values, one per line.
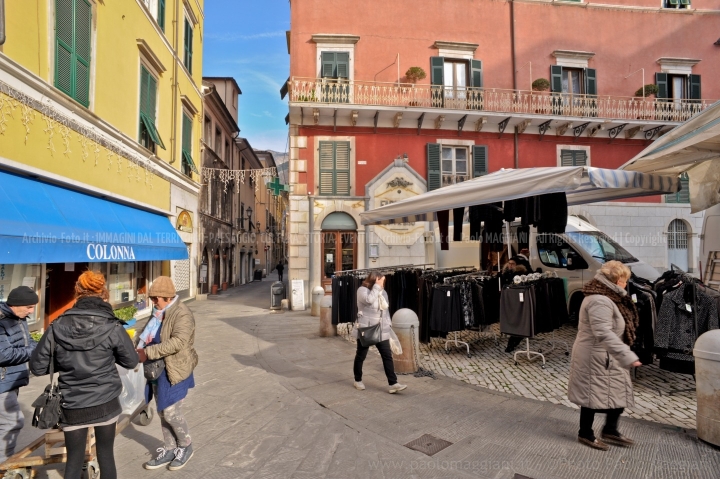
left=308, top=195, right=314, bottom=304
left=510, top=0, right=519, bottom=169
left=170, top=0, right=180, bottom=164
left=0, top=0, right=6, bottom=45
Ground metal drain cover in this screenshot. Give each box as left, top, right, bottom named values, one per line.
left=404, top=434, right=453, bottom=456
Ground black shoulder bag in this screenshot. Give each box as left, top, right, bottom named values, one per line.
left=31, top=327, right=63, bottom=429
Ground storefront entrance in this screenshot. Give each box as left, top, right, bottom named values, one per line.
left=320, top=212, right=358, bottom=291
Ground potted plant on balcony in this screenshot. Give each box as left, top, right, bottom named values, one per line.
left=405, top=67, right=426, bottom=106
left=634, top=84, right=658, bottom=99
left=532, top=78, right=550, bottom=92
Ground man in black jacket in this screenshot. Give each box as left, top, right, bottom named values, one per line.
left=0, top=286, right=38, bottom=463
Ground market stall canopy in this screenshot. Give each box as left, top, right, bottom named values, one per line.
left=360, top=166, right=678, bottom=226
left=621, top=101, right=720, bottom=213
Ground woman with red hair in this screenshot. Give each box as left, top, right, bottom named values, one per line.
left=31, top=270, right=138, bottom=479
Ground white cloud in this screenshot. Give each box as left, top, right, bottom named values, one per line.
left=207, top=30, right=286, bottom=42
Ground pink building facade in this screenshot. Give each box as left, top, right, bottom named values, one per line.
left=285, top=0, right=720, bottom=304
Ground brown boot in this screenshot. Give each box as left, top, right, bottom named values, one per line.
left=601, top=432, right=635, bottom=446
left=578, top=437, right=609, bottom=451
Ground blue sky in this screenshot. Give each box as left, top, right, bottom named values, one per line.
left=203, top=0, right=290, bottom=153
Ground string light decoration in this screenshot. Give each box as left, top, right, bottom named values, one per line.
left=201, top=166, right=277, bottom=193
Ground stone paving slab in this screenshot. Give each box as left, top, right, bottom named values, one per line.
left=5, top=274, right=719, bottom=478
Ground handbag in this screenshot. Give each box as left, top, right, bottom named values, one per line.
left=357, top=321, right=382, bottom=347
left=31, top=327, right=63, bottom=429
left=143, top=357, right=165, bottom=381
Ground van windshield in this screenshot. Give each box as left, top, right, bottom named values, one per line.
left=566, top=231, right=638, bottom=264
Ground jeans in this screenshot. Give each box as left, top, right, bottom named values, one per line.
left=353, top=339, right=398, bottom=386
left=579, top=407, right=624, bottom=441
left=152, top=383, right=192, bottom=448
left=0, top=389, right=23, bottom=464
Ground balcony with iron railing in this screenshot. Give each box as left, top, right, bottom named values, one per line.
left=287, top=77, right=714, bottom=124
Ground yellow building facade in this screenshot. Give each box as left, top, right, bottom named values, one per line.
left=0, top=0, right=204, bottom=328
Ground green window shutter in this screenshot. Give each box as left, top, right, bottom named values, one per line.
left=181, top=114, right=198, bottom=174
left=336, top=52, right=349, bottom=79
left=55, top=0, right=74, bottom=97
left=575, top=150, right=587, bottom=166
left=561, top=150, right=588, bottom=167
left=139, top=66, right=150, bottom=117
left=656, top=72, right=668, bottom=100
left=73, top=0, right=91, bottom=107
left=430, top=57, right=444, bottom=86
left=55, top=0, right=91, bottom=107
left=470, top=59, right=483, bottom=88
left=158, top=0, right=166, bottom=31
left=427, top=143, right=441, bottom=191
left=334, top=141, right=351, bottom=195
left=667, top=173, right=690, bottom=203
left=585, top=68, right=597, bottom=96
left=551, top=65, right=563, bottom=93
left=321, top=52, right=336, bottom=78
left=318, top=141, right=335, bottom=195
left=139, top=66, right=165, bottom=150
left=184, top=19, right=193, bottom=73
left=689, top=74, right=701, bottom=100
left=472, top=145, right=488, bottom=177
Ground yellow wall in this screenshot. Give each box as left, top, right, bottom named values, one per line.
left=0, top=0, right=204, bottom=208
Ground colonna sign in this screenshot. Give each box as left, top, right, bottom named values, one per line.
left=86, top=244, right=137, bottom=261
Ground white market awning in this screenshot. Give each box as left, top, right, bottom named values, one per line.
left=360, top=166, right=678, bottom=226
left=621, top=100, right=720, bottom=213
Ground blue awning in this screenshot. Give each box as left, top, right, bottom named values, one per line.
left=0, top=171, right=188, bottom=264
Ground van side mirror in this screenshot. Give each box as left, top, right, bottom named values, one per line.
left=567, top=251, right=588, bottom=271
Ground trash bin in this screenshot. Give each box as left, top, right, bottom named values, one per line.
left=391, top=308, right=419, bottom=374
left=254, top=269, right=263, bottom=281
left=694, top=329, right=720, bottom=446
left=311, top=286, right=325, bottom=317
left=271, top=281, right=285, bottom=310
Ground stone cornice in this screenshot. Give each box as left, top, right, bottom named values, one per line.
left=552, top=50, right=595, bottom=60
left=311, top=34, right=360, bottom=45
left=137, top=39, right=167, bottom=74
left=433, top=41, right=479, bottom=53
left=657, top=57, right=701, bottom=67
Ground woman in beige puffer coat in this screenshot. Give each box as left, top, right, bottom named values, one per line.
left=567, top=261, right=642, bottom=451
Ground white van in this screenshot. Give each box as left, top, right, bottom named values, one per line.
left=438, top=216, right=659, bottom=319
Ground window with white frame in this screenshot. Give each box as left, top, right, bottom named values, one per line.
left=557, top=146, right=590, bottom=167
left=441, top=146, right=469, bottom=186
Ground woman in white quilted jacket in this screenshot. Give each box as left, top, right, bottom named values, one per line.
left=353, top=272, right=407, bottom=394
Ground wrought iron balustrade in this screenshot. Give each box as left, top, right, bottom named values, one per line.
left=288, top=77, right=713, bottom=123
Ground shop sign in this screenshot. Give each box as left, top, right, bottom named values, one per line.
left=86, top=244, right=136, bottom=260
left=176, top=209, right=193, bottom=233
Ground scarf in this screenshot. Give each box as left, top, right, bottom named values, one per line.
left=582, top=278, right=638, bottom=346
left=138, top=296, right=179, bottom=347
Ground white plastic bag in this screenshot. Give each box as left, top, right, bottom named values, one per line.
left=389, top=329, right=403, bottom=355
left=117, top=365, right=146, bottom=415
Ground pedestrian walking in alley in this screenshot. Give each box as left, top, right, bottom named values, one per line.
left=0, top=286, right=39, bottom=464
left=276, top=262, right=284, bottom=282
left=567, top=261, right=642, bottom=450
left=353, top=273, right=407, bottom=394
left=136, top=276, right=199, bottom=471
left=30, top=271, right=138, bottom=479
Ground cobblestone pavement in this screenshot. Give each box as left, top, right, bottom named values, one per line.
left=338, top=323, right=698, bottom=430
left=7, top=275, right=718, bottom=479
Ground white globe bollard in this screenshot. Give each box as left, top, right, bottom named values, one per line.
left=311, top=286, right=325, bottom=317
left=391, top=308, right=420, bottom=374
left=319, top=295, right=337, bottom=337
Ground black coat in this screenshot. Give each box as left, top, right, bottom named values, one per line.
left=0, top=303, right=36, bottom=394
left=30, top=297, right=138, bottom=410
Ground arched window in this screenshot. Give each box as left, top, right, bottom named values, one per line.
left=668, top=219, right=689, bottom=271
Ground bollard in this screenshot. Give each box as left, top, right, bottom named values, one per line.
left=391, top=308, right=419, bottom=374
left=694, top=329, right=720, bottom=446
left=270, top=281, right=285, bottom=311
left=311, top=286, right=325, bottom=317
left=319, top=295, right=337, bottom=337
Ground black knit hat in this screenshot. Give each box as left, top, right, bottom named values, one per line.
left=6, top=286, right=39, bottom=306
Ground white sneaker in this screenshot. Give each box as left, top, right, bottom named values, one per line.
left=353, top=381, right=365, bottom=390
left=388, top=383, right=407, bottom=394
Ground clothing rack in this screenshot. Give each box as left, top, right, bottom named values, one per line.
left=514, top=338, right=546, bottom=369
left=335, top=264, right=427, bottom=275
left=662, top=272, right=698, bottom=396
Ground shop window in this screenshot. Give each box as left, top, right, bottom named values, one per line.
left=55, top=0, right=92, bottom=107
left=108, top=262, right=135, bottom=305
left=427, top=144, right=488, bottom=191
